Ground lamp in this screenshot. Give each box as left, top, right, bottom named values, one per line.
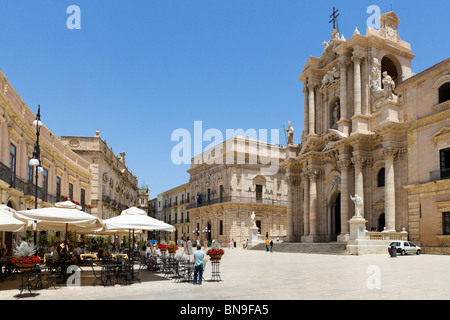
left=30, top=105, right=42, bottom=245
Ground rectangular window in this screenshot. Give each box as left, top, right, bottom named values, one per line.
left=9, top=143, right=16, bottom=187
left=219, top=220, right=223, bottom=235
left=440, top=148, right=450, bottom=179
left=443, top=212, right=450, bottom=235
left=81, top=188, right=85, bottom=211
left=69, top=183, right=74, bottom=200
left=56, top=177, right=61, bottom=201
left=27, top=157, right=34, bottom=183
left=256, top=184, right=263, bottom=202
left=43, top=168, right=48, bottom=201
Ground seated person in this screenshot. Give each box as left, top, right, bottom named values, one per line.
left=146, top=255, right=159, bottom=271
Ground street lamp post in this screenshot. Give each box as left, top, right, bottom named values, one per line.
left=29, top=105, right=43, bottom=245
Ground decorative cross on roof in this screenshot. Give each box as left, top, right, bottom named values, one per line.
left=329, top=7, right=340, bottom=32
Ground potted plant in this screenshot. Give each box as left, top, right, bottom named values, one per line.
left=167, top=241, right=178, bottom=254
left=207, top=241, right=225, bottom=261
left=158, top=241, right=167, bottom=252
left=11, top=241, right=41, bottom=271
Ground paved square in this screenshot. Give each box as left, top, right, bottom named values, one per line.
left=1, top=248, right=449, bottom=300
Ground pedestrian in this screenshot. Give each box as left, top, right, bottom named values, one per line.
left=193, top=244, right=204, bottom=285
left=270, top=239, right=273, bottom=253
left=246, top=239, right=248, bottom=249
left=242, top=239, right=245, bottom=249
left=231, top=239, right=234, bottom=249
left=265, top=238, right=269, bottom=252
left=233, top=239, right=236, bottom=249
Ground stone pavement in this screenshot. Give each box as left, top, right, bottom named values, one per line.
left=1, top=247, right=450, bottom=300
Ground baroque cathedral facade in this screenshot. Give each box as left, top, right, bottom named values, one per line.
left=282, top=11, right=450, bottom=254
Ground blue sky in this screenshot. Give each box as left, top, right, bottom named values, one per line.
left=0, top=0, right=449, bottom=198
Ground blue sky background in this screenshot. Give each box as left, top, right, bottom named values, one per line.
left=0, top=0, right=449, bottom=198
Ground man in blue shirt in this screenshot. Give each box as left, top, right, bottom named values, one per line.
left=193, top=244, right=204, bottom=285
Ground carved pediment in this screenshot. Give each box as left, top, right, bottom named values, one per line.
left=432, top=127, right=450, bottom=146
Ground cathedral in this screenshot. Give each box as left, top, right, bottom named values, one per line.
left=282, top=11, right=450, bottom=254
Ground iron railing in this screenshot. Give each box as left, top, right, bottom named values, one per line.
left=186, top=196, right=287, bottom=210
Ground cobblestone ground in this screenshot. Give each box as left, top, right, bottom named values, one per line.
left=1, top=247, right=450, bottom=300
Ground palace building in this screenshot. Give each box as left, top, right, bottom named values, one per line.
left=187, top=136, right=288, bottom=246
left=282, top=11, right=450, bottom=253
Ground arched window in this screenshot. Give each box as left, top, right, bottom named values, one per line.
left=377, top=168, right=385, bottom=187
left=439, top=82, right=450, bottom=104
left=381, top=56, right=399, bottom=87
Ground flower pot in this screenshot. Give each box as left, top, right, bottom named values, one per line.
left=209, top=254, right=223, bottom=261
left=15, top=263, right=36, bottom=272
left=159, top=247, right=167, bottom=252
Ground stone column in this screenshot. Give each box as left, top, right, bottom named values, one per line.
left=351, top=156, right=365, bottom=211
left=307, top=79, right=317, bottom=135
left=302, top=171, right=310, bottom=237
left=352, top=52, right=363, bottom=116
left=384, top=147, right=398, bottom=232
left=338, top=57, right=350, bottom=121
left=303, top=85, right=309, bottom=137
left=337, top=159, right=352, bottom=240
left=308, top=169, right=321, bottom=237
left=285, top=174, right=297, bottom=242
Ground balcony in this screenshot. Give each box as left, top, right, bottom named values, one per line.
left=186, top=196, right=287, bottom=210
left=430, top=168, right=450, bottom=181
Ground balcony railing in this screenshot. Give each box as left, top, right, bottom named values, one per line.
left=430, top=168, right=450, bottom=181
left=186, top=196, right=287, bottom=210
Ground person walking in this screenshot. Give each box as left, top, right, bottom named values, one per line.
left=265, top=238, right=269, bottom=252
left=270, top=239, right=273, bottom=253
left=193, top=244, right=205, bottom=285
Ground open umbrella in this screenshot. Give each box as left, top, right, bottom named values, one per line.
left=14, top=201, right=103, bottom=233
left=0, top=206, right=26, bottom=232
left=103, top=206, right=174, bottom=279
left=103, top=206, right=174, bottom=232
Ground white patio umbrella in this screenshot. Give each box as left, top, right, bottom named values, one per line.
left=0, top=206, right=26, bottom=232
left=103, top=206, right=174, bottom=275
left=103, top=206, right=175, bottom=232
left=14, top=201, right=103, bottom=233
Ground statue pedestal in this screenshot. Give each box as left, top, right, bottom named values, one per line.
left=248, top=226, right=261, bottom=247
left=348, top=215, right=367, bottom=241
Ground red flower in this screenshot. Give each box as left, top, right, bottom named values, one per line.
left=207, top=249, right=224, bottom=256
left=12, top=255, right=40, bottom=265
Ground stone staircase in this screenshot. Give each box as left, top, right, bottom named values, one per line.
left=249, top=242, right=349, bottom=255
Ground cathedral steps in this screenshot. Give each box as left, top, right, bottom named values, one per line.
left=249, top=242, right=349, bottom=255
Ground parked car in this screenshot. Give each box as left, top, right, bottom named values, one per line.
left=388, top=241, right=421, bottom=255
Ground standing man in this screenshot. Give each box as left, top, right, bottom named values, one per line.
left=265, top=238, right=270, bottom=252
left=193, top=244, right=204, bottom=285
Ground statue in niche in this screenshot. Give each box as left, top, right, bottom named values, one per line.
left=332, top=101, right=340, bottom=128
left=382, top=71, right=396, bottom=100
left=370, top=67, right=397, bottom=102
left=284, top=121, right=294, bottom=145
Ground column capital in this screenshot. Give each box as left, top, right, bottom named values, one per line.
left=307, top=79, right=318, bottom=91
left=338, top=56, right=351, bottom=70
left=307, top=168, right=322, bottom=180
left=383, top=147, right=406, bottom=159
left=337, top=159, right=352, bottom=171
left=351, top=52, right=364, bottom=64
left=351, top=156, right=372, bottom=167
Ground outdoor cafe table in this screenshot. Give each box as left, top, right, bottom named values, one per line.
left=111, top=253, right=128, bottom=259
left=80, top=253, right=97, bottom=260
